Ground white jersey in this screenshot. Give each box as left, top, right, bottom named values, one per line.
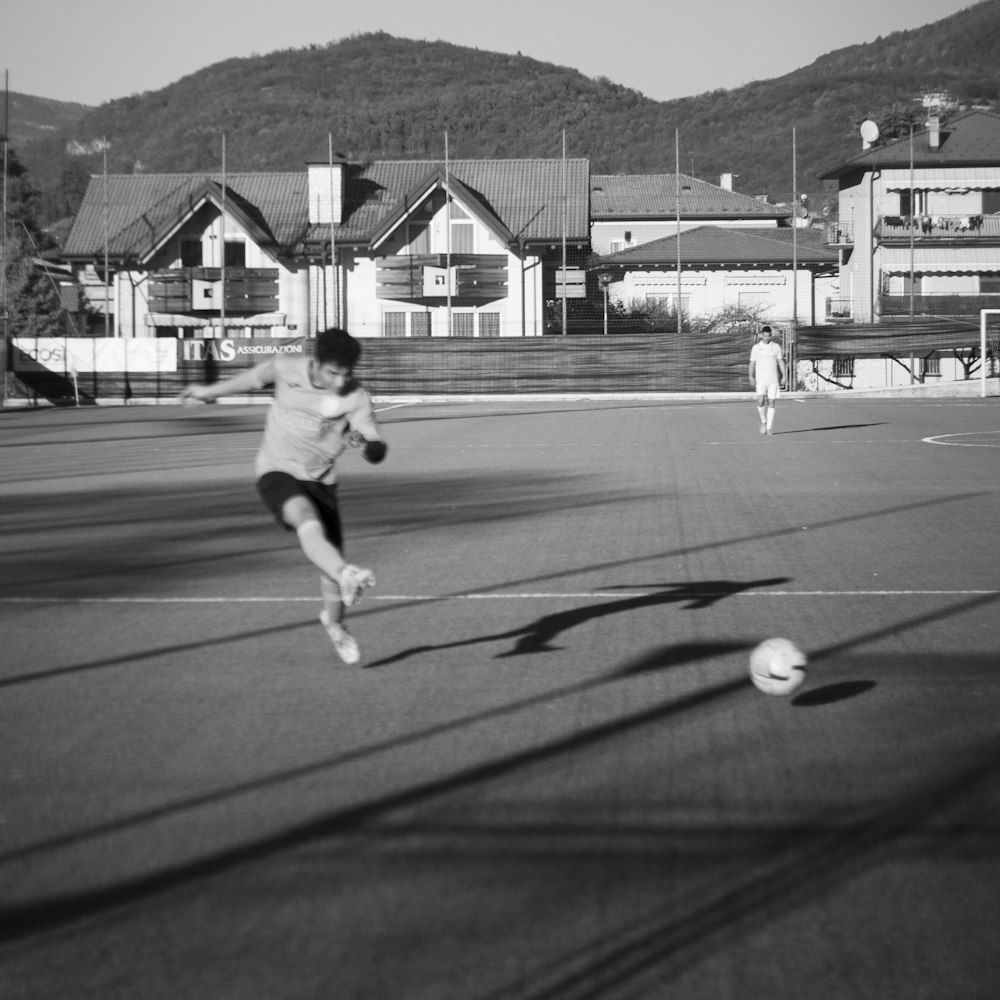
left=750, top=340, right=783, bottom=386
left=250, top=355, right=382, bottom=484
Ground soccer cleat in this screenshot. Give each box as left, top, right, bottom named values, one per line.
left=759, top=423, right=767, bottom=434
left=766, top=428, right=774, bottom=435
left=338, top=563, right=375, bottom=607
left=320, top=610, right=361, bottom=664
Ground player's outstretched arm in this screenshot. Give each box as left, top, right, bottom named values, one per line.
left=179, top=365, right=269, bottom=404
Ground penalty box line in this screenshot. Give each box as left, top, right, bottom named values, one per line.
left=1, top=589, right=997, bottom=604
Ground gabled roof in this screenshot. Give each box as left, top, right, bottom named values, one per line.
left=63, top=159, right=590, bottom=260
left=62, top=173, right=309, bottom=259
left=590, top=174, right=789, bottom=221
left=365, top=166, right=515, bottom=251
left=595, top=226, right=839, bottom=269
left=311, top=158, right=590, bottom=249
left=818, top=110, right=1000, bottom=180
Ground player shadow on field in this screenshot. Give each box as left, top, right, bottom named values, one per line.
left=777, top=422, right=887, bottom=435
left=364, top=577, right=791, bottom=668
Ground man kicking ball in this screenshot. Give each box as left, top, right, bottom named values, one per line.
left=748, top=325, right=787, bottom=436
left=179, top=327, right=387, bottom=664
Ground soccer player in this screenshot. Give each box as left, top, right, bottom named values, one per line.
left=179, top=327, right=387, bottom=664
left=748, top=325, right=787, bottom=435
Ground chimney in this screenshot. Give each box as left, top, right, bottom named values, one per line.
left=719, top=172, right=734, bottom=191
left=928, top=116, right=941, bottom=151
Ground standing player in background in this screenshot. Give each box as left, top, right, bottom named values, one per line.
left=179, top=327, right=387, bottom=665
left=748, top=325, right=787, bottom=436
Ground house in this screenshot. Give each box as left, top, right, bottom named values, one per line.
left=593, top=225, right=839, bottom=326
left=818, top=109, right=1000, bottom=324
left=590, top=172, right=790, bottom=256
left=58, top=157, right=591, bottom=340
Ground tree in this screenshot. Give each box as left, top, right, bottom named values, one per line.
left=2, top=144, right=67, bottom=339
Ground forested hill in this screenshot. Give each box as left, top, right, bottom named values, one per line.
left=9, top=0, right=1000, bottom=231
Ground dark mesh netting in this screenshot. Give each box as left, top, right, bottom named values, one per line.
left=795, top=319, right=984, bottom=359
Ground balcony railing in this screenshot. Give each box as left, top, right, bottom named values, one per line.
left=827, top=214, right=1000, bottom=246
left=825, top=221, right=855, bottom=245
left=877, top=214, right=1000, bottom=240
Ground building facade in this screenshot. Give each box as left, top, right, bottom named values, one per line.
left=59, top=158, right=591, bottom=340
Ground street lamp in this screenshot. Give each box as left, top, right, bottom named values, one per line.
left=598, top=270, right=614, bottom=336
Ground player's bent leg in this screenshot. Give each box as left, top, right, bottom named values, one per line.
left=285, top=498, right=374, bottom=607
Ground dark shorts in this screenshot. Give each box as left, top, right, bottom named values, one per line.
left=256, top=472, right=343, bottom=549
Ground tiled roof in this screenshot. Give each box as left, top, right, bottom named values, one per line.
left=311, top=158, right=590, bottom=249
left=62, top=173, right=309, bottom=258
left=818, top=110, right=1000, bottom=179
left=63, top=159, right=589, bottom=260
left=596, top=225, right=839, bottom=268
left=590, top=174, right=788, bottom=220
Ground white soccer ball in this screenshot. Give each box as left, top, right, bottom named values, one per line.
left=749, top=638, right=808, bottom=696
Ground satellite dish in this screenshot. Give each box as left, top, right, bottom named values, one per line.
left=860, top=120, right=880, bottom=145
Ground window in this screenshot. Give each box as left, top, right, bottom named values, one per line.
left=181, top=239, right=203, bottom=267
left=411, top=312, right=432, bottom=337
left=224, top=242, right=246, bottom=268
left=407, top=223, right=431, bottom=254
left=451, top=313, right=475, bottom=337
left=450, top=220, right=474, bottom=253
left=646, top=293, right=690, bottom=314
left=983, top=191, right=1000, bottom=215
left=479, top=313, right=500, bottom=337
left=980, top=275, right=1000, bottom=295
left=919, top=355, right=941, bottom=378
left=833, top=357, right=855, bottom=378
left=383, top=312, right=407, bottom=337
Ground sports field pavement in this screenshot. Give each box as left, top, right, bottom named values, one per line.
left=1, top=395, right=998, bottom=999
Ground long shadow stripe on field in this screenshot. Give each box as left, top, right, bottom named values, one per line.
left=454, top=490, right=988, bottom=598
left=0, top=641, right=745, bottom=875
left=470, top=736, right=1000, bottom=1000
left=1, top=582, right=996, bottom=943
left=0, top=617, right=320, bottom=689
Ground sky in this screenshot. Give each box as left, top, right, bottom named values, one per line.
left=2, top=0, right=982, bottom=107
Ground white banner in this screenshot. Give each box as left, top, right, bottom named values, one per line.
left=13, top=338, right=178, bottom=374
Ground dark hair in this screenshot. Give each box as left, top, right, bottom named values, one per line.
left=314, top=327, right=361, bottom=368
left=761, top=325, right=772, bottom=334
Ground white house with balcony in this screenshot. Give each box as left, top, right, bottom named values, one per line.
left=59, top=156, right=591, bottom=340
left=819, top=109, right=1000, bottom=325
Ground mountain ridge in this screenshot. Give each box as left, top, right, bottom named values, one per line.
left=6, top=1, right=1000, bottom=231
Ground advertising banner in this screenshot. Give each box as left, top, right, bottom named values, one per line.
left=13, top=338, right=178, bottom=373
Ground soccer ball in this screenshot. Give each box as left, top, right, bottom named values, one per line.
left=748, top=638, right=808, bottom=696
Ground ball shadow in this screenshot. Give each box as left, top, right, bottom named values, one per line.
left=793, top=680, right=877, bottom=706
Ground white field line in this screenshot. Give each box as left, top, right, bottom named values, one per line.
left=0, top=589, right=996, bottom=605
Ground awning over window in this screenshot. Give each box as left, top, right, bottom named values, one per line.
left=145, top=313, right=288, bottom=328
left=879, top=247, right=1000, bottom=275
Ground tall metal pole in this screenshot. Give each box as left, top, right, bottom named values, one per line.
left=328, top=133, right=337, bottom=329
left=561, top=129, right=567, bottom=337
left=103, top=141, right=110, bottom=337
left=445, top=130, right=452, bottom=336
left=675, top=128, right=682, bottom=334
left=220, top=133, right=226, bottom=338
left=791, top=126, right=798, bottom=386
left=909, top=126, right=915, bottom=320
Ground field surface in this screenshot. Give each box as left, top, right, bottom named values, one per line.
left=1, top=396, right=998, bottom=999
